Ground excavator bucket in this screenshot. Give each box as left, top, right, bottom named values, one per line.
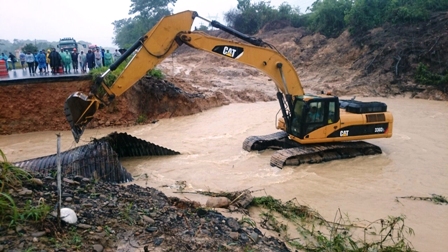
left=64, top=92, right=100, bottom=143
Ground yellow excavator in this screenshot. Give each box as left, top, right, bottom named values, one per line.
left=64, top=10, right=393, bottom=168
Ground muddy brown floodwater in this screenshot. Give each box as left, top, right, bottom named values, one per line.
left=1, top=96, right=447, bottom=252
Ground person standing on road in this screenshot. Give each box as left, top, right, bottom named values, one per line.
left=94, top=49, right=102, bottom=68
left=46, top=49, right=51, bottom=72
left=49, top=48, right=61, bottom=74
left=62, top=50, right=72, bottom=73
left=78, top=50, right=87, bottom=73
left=25, top=51, right=35, bottom=75
left=33, top=52, right=39, bottom=73
left=104, top=49, right=113, bottom=67
left=8, top=53, right=17, bottom=70
left=113, top=49, right=121, bottom=62
left=86, top=49, right=95, bottom=71
left=37, top=50, right=47, bottom=74
left=71, top=48, right=79, bottom=73
left=101, top=48, right=105, bottom=67
left=19, top=51, right=26, bottom=69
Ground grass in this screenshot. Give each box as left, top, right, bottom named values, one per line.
left=88, top=58, right=165, bottom=98
left=251, top=196, right=416, bottom=251
left=120, top=202, right=137, bottom=225
left=396, top=194, right=448, bottom=205
left=415, top=63, right=448, bottom=87
left=0, top=149, right=32, bottom=192
left=136, top=114, right=147, bottom=124
left=0, top=149, right=51, bottom=227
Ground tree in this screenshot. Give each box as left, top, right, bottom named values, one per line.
left=225, top=0, right=305, bottom=35
left=307, top=0, right=353, bottom=38
left=129, top=0, right=177, bottom=17
left=112, top=0, right=176, bottom=48
left=225, top=0, right=276, bottom=34
left=195, top=24, right=209, bottom=31
left=22, top=43, right=38, bottom=53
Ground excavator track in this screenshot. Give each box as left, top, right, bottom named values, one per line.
left=243, top=132, right=382, bottom=168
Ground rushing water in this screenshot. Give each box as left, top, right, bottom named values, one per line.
left=1, top=97, right=447, bottom=251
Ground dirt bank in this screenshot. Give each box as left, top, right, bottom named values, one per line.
left=0, top=76, right=259, bottom=135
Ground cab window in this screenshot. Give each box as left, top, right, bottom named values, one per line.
left=305, top=101, right=324, bottom=134
left=291, top=100, right=305, bottom=135
left=328, top=101, right=336, bottom=124
left=306, top=102, right=323, bottom=123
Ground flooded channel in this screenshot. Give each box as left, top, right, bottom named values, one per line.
left=1, top=96, right=447, bottom=251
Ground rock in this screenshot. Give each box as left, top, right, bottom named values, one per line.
left=63, top=178, right=79, bottom=185
left=31, top=231, right=46, bottom=237
left=249, top=231, right=260, bottom=243
left=73, top=175, right=84, bottom=182
left=77, top=224, right=92, bottom=229
left=65, top=197, right=73, bottom=202
left=18, top=188, right=33, bottom=195
left=145, top=227, right=157, bottom=233
left=29, top=178, right=43, bottom=186
left=205, top=197, right=231, bottom=208
left=226, top=218, right=240, bottom=231
left=142, top=215, right=155, bottom=224
left=154, top=237, right=164, bottom=246
left=15, top=226, right=24, bottom=233
left=229, top=232, right=239, bottom=240
left=0, top=172, right=290, bottom=251
left=92, top=244, right=104, bottom=252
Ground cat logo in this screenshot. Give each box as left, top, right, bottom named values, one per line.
left=212, top=45, right=244, bottom=59
left=223, top=46, right=237, bottom=57
left=340, top=130, right=349, bottom=137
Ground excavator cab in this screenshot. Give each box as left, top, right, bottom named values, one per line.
left=288, top=96, right=340, bottom=140
left=284, top=94, right=392, bottom=146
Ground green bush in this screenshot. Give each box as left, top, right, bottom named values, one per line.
left=89, top=58, right=165, bottom=95
left=0, top=149, right=50, bottom=227
left=147, top=68, right=164, bottom=79
left=415, top=63, right=448, bottom=86
left=222, top=0, right=448, bottom=38
left=307, top=0, right=353, bottom=38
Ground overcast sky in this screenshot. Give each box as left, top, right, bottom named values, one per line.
left=0, top=0, right=314, bottom=48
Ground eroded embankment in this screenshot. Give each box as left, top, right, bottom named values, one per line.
left=0, top=77, right=91, bottom=134
left=0, top=76, right=229, bottom=135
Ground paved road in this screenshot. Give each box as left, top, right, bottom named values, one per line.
left=0, top=68, right=90, bottom=85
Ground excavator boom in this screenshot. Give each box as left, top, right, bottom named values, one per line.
left=64, top=10, right=304, bottom=142
left=64, top=11, right=199, bottom=142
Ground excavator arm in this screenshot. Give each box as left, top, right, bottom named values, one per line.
left=64, top=10, right=304, bottom=142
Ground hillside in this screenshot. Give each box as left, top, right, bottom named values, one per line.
left=173, top=11, right=448, bottom=100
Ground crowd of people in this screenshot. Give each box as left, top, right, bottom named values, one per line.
left=0, top=48, right=123, bottom=76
